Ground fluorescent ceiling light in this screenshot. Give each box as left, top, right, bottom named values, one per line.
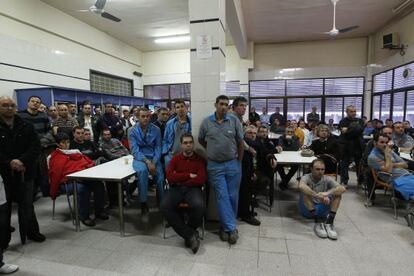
left=154, top=35, right=190, bottom=44
left=392, top=0, right=414, bottom=14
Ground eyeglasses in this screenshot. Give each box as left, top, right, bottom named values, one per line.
left=1, top=104, right=16, bottom=109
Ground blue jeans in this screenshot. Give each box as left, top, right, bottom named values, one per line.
left=298, top=193, right=331, bottom=219
left=207, top=159, right=241, bottom=232
left=133, top=160, right=164, bottom=203
left=60, top=182, right=105, bottom=220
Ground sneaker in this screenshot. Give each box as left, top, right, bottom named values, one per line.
left=141, top=205, right=149, bottom=224
left=219, top=228, right=229, bottom=242
left=185, top=234, right=200, bottom=254
left=27, top=232, right=46, bottom=242
left=324, top=223, right=338, bottom=240
left=0, top=263, right=19, bottom=274
left=313, top=223, right=327, bottom=239
left=241, top=216, right=261, bottom=226
left=228, top=229, right=239, bottom=245
left=81, top=218, right=96, bottom=227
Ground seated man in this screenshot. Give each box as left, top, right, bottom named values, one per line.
left=310, top=124, right=342, bottom=174
left=160, top=134, right=206, bottom=254
left=49, top=133, right=108, bottom=226
left=393, top=121, right=414, bottom=153
left=100, top=128, right=129, bottom=161
left=277, top=127, right=301, bottom=190
left=368, top=133, right=414, bottom=201
left=70, top=126, right=102, bottom=161
left=129, top=108, right=164, bottom=222
left=298, top=159, right=346, bottom=240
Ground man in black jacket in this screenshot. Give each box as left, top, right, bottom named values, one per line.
left=97, top=103, right=124, bottom=140
left=77, top=104, right=99, bottom=144
left=338, top=105, right=364, bottom=186
left=70, top=126, right=103, bottom=161
left=0, top=96, right=45, bottom=247
left=277, top=127, right=300, bottom=190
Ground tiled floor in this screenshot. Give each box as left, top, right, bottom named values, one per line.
left=5, top=175, right=414, bottom=276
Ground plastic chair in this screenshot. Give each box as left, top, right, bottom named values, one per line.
left=366, top=169, right=397, bottom=219
left=317, top=154, right=338, bottom=180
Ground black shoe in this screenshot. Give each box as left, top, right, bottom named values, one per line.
left=228, top=229, right=239, bottom=245
left=27, top=232, right=46, bottom=243
left=242, top=216, right=261, bottom=226
left=95, top=212, right=109, bottom=220
left=185, top=234, right=200, bottom=254
left=219, top=228, right=229, bottom=242
left=141, top=204, right=149, bottom=223
left=81, top=218, right=96, bottom=227
left=251, top=198, right=259, bottom=208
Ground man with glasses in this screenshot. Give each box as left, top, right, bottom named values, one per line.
left=129, top=108, right=164, bottom=223
left=199, top=95, right=244, bottom=245
left=0, top=96, right=45, bottom=246
left=97, top=103, right=124, bottom=140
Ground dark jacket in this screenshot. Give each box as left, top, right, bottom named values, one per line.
left=310, top=136, right=342, bottom=161
left=256, top=137, right=278, bottom=176
left=269, top=112, right=286, bottom=126
left=249, top=112, right=260, bottom=124
left=70, top=140, right=102, bottom=161
left=278, top=135, right=300, bottom=151
left=153, top=119, right=167, bottom=140
left=0, top=115, right=40, bottom=180
left=77, top=115, right=99, bottom=143
left=338, top=117, right=364, bottom=157
left=97, top=113, right=123, bottom=140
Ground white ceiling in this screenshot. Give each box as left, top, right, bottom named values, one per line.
left=240, top=0, right=404, bottom=43
left=41, top=0, right=408, bottom=52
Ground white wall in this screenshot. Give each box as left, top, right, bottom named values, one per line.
left=251, top=37, right=368, bottom=80
left=371, top=11, right=414, bottom=73
left=0, top=0, right=143, bottom=98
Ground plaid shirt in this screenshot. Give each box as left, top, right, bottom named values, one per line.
left=100, top=138, right=129, bottom=160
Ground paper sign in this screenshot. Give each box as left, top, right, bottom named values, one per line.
left=197, top=35, right=213, bottom=59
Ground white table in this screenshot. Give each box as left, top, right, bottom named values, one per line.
left=401, top=152, right=413, bottom=161
left=67, top=155, right=135, bottom=237
left=268, top=132, right=282, bottom=140
left=363, top=135, right=373, bottom=140
left=275, top=150, right=317, bottom=165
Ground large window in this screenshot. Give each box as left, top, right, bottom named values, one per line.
left=90, top=70, right=133, bottom=96
left=144, top=83, right=190, bottom=107
left=250, top=77, right=364, bottom=123
left=372, top=61, right=414, bottom=122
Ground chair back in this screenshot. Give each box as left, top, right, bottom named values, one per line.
left=370, top=169, right=393, bottom=190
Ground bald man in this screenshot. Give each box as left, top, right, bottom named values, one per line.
left=0, top=97, right=45, bottom=249
left=52, top=104, right=78, bottom=136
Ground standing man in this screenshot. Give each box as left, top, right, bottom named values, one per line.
left=52, top=104, right=79, bottom=136
left=47, top=105, right=58, bottom=124
left=163, top=100, right=191, bottom=168
left=298, top=159, right=346, bottom=240
left=97, top=103, right=124, bottom=140
left=94, top=106, right=102, bottom=119
left=160, top=134, right=206, bottom=254
left=260, top=107, right=270, bottom=125
left=67, top=103, right=77, bottom=118
left=0, top=96, right=45, bottom=245
left=269, top=106, right=286, bottom=127
left=153, top=107, right=170, bottom=140
left=199, top=95, right=244, bottom=245
left=77, top=103, right=99, bottom=144
left=307, top=106, right=320, bottom=125
left=248, top=107, right=260, bottom=125
left=338, top=105, right=364, bottom=186
left=129, top=108, right=164, bottom=222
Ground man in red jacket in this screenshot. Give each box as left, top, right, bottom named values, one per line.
left=160, top=133, right=206, bottom=254
left=48, top=133, right=108, bottom=227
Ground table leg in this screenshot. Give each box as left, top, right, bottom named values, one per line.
left=118, top=180, right=125, bottom=237
left=73, top=180, right=80, bottom=232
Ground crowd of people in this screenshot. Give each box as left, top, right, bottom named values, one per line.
left=1, top=94, right=414, bottom=273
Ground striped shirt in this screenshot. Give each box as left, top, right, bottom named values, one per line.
left=17, top=110, right=50, bottom=137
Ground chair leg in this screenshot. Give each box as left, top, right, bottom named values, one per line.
left=201, top=216, right=205, bottom=240
left=65, top=183, right=75, bottom=226
left=392, top=189, right=398, bottom=219
left=162, top=218, right=166, bottom=239
left=52, top=200, right=56, bottom=220
left=365, top=182, right=376, bottom=207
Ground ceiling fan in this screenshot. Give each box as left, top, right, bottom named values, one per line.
left=77, top=0, right=121, bottom=23
left=322, top=0, right=359, bottom=38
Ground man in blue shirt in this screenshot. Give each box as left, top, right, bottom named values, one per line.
left=198, top=95, right=244, bottom=245
left=163, top=100, right=191, bottom=169
left=129, top=108, right=164, bottom=222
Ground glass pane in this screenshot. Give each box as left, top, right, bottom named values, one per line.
left=373, top=70, right=393, bottom=93
left=325, top=97, right=343, bottom=123
left=250, top=99, right=267, bottom=114
left=250, top=80, right=285, bottom=97
left=267, top=99, right=284, bottom=115
left=304, top=98, right=322, bottom=118
left=286, top=79, right=323, bottom=96
left=392, top=92, right=405, bottom=122
left=372, top=95, right=380, bottom=120
left=325, top=78, right=364, bottom=95
left=287, top=98, right=304, bottom=120
left=225, top=81, right=240, bottom=97
left=406, top=91, right=414, bottom=124
left=170, top=83, right=190, bottom=99
left=394, top=62, right=414, bottom=89
left=144, top=85, right=169, bottom=99
left=380, top=94, right=391, bottom=122
left=344, top=97, right=363, bottom=118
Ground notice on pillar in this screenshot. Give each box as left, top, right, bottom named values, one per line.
left=196, top=35, right=213, bottom=59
